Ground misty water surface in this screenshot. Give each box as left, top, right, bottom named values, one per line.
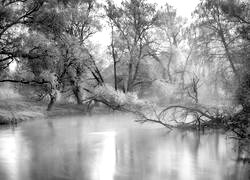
left=0, top=113, right=249, bottom=180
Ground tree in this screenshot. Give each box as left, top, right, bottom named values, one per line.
left=0, top=0, right=62, bottom=110
left=105, top=0, right=159, bottom=92
left=0, top=0, right=45, bottom=70
left=220, top=0, right=250, bottom=73
left=193, top=0, right=242, bottom=81
left=153, top=3, right=186, bottom=82
left=54, top=0, right=103, bottom=104
left=220, top=0, right=250, bottom=111
left=106, top=19, right=127, bottom=91
left=56, top=36, right=104, bottom=104
left=220, top=0, right=250, bottom=41
left=0, top=0, right=104, bottom=109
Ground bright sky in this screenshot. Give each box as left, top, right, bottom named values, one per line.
left=111, top=0, right=200, bottom=17
left=91, top=0, right=200, bottom=50
left=148, top=0, right=200, bottom=18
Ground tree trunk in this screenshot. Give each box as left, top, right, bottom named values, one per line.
left=70, top=80, right=82, bottom=105
left=111, top=26, right=118, bottom=91
left=127, top=60, right=133, bottom=92
left=114, top=60, right=117, bottom=90
left=47, top=92, right=57, bottom=111
left=166, top=51, right=173, bottom=82
left=219, top=28, right=239, bottom=80
left=73, top=86, right=82, bottom=105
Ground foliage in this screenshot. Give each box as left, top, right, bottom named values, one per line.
left=92, top=84, right=149, bottom=110
left=0, top=0, right=104, bottom=109
left=236, top=73, right=250, bottom=110
left=0, top=0, right=45, bottom=70
left=105, top=0, right=160, bottom=92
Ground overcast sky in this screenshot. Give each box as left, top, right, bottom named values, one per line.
left=147, top=0, right=200, bottom=18
left=111, top=0, right=200, bottom=19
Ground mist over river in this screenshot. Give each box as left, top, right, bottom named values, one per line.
left=0, top=113, right=249, bottom=180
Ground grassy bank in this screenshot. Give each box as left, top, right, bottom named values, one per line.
left=0, top=98, right=43, bottom=124
left=0, top=98, right=89, bottom=125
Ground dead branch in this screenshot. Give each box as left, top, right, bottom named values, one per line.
left=159, top=105, right=216, bottom=122
left=130, top=103, right=228, bottom=131
left=133, top=110, right=174, bottom=130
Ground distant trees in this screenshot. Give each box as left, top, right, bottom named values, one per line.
left=153, top=3, right=186, bottom=82
left=193, top=0, right=250, bottom=96
left=192, top=0, right=250, bottom=82
left=1, top=0, right=197, bottom=109
left=105, top=0, right=160, bottom=92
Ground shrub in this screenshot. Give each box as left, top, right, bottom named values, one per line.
left=93, top=84, right=148, bottom=110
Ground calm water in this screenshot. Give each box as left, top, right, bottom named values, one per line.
left=0, top=113, right=249, bottom=180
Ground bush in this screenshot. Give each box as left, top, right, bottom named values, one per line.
left=93, top=84, right=148, bottom=110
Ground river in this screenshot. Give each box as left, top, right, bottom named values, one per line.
left=0, top=113, right=249, bottom=180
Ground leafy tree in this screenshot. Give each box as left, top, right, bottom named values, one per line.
left=220, top=0, right=250, bottom=73
left=193, top=0, right=242, bottom=81
left=220, top=0, right=250, bottom=111
left=54, top=0, right=103, bottom=104
left=0, top=0, right=104, bottom=109
left=105, top=0, right=159, bottom=92
left=0, top=0, right=45, bottom=70
left=150, top=3, right=187, bottom=82
left=220, top=0, right=250, bottom=41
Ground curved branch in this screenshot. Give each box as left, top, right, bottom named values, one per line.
left=0, top=79, right=52, bottom=89
left=131, top=110, right=173, bottom=130
left=159, top=105, right=216, bottom=121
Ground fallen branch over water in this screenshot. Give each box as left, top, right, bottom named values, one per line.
left=81, top=85, right=249, bottom=141
left=131, top=103, right=235, bottom=129
left=132, top=103, right=249, bottom=143
left=133, top=110, right=174, bottom=130
left=135, top=104, right=211, bottom=127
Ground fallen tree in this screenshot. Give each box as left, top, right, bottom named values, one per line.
left=134, top=104, right=225, bottom=128
left=133, top=103, right=249, bottom=143
left=78, top=83, right=250, bottom=145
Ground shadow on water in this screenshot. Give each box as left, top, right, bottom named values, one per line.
left=0, top=113, right=249, bottom=180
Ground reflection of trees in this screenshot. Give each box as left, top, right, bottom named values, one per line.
left=214, top=131, right=220, bottom=160
left=5, top=119, right=249, bottom=180
left=24, top=119, right=93, bottom=180
left=193, top=131, right=201, bottom=166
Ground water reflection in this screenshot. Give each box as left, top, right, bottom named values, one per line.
left=91, top=131, right=116, bottom=180
left=0, top=128, right=31, bottom=180
left=0, top=114, right=249, bottom=180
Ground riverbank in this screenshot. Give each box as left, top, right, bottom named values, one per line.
left=0, top=98, right=89, bottom=125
